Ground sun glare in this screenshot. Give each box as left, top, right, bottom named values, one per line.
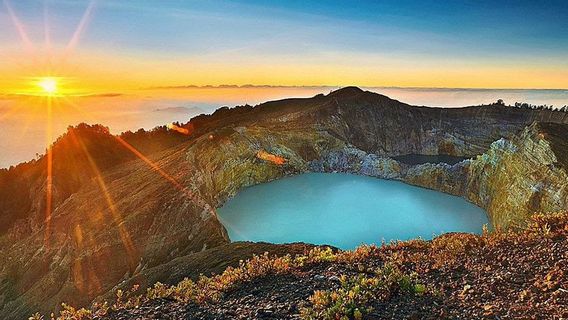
left=37, top=77, right=59, bottom=96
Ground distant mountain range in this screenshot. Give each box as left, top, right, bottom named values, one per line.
left=152, top=106, right=206, bottom=114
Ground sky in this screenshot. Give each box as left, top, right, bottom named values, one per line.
left=1, top=0, right=567, bottom=93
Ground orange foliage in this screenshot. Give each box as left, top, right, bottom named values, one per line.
left=167, top=123, right=191, bottom=135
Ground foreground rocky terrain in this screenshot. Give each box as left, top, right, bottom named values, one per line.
left=1, top=87, right=568, bottom=318
left=44, top=212, right=568, bottom=319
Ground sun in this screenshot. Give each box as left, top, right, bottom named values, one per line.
left=37, top=77, right=59, bottom=96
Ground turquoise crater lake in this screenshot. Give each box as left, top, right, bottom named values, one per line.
left=217, top=173, right=488, bottom=249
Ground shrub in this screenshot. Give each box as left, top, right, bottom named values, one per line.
left=528, top=211, right=568, bottom=235
left=301, top=275, right=379, bottom=320
left=301, top=263, right=426, bottom=319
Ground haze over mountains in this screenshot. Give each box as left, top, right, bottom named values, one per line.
left=1, top=86, right=567, bottom=168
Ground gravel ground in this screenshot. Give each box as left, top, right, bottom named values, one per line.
left=101, top=224, right=568, bottom=320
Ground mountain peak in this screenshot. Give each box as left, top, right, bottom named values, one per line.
left=328, top=86, right=364, bottom=98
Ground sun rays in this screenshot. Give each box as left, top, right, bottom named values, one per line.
left=70, top=129, right=138, bottom=268
left=2, top=0, right=94, bottom=97
left=3, top=0, right=100, bottom=251
left=1, top=0, right=214, bottom=291
left=44, top=95, right=54, bottom=246
left=3, top=0, right=34, bottom=53
left=64, top=1, right=95, bottom=58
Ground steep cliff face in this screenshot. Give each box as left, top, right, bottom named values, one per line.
left=402, top=123, right=568, bottom=228
left=466, top=123, right=568, bottom=228
left=1, top=87, right=567, bottom=319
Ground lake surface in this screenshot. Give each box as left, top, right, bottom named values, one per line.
left=393, top=154, right=469, bottom=165
left=217, top=173, right=488, bottom=249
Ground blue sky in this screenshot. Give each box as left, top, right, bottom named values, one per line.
left=25, top=0, right=567, bottom=53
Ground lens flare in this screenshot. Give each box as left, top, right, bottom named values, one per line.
left=167, top=122, right=191, bottom=135
left=37, top=77, right=58, bottom=95
left=256, top=150, right=286, bottom=165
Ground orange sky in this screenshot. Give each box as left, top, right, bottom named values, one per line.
left=1, top=46, right=568, bottom=98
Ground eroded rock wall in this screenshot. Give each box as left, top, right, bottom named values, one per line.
left=465, top=124, right=568, bottom=228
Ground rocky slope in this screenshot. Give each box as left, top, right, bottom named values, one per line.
left=1, top=87, right=567, bottom=319
left=63, top=212, right=568, bottom=320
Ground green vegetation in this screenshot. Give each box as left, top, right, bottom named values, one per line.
left=29, top=246, right=380, bottom=320
left=491, top=98, right=568, bottom=112
left=301, top=264, right=426, bottom=320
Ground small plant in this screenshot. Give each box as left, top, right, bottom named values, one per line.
left=52, top=303, right=92, bottom=320
left=301, top=263, right=426, bottom=319
left=28, top=313, right=43, bottom=320
left=430, top=233, right=483, bottom=268
left=528, top=212, right=568, bottom=235
left=303, top=246, right=337, bottom=264
left=301, top=275, right=378, bottom=320
left=335, top=244, right=380, bottom=264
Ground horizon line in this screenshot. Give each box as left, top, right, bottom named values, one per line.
left=144, top=84, right=568, bottom=92
left=3, top=85, right=567, bottom=98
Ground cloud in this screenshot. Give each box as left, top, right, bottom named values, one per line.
left=0, top=92, right=124, bottom=99
left=152, top=106, right=205, bottom=114
left=145, top=84, right=338, bottom=90
left=79, top=93, right=124, bottom=98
